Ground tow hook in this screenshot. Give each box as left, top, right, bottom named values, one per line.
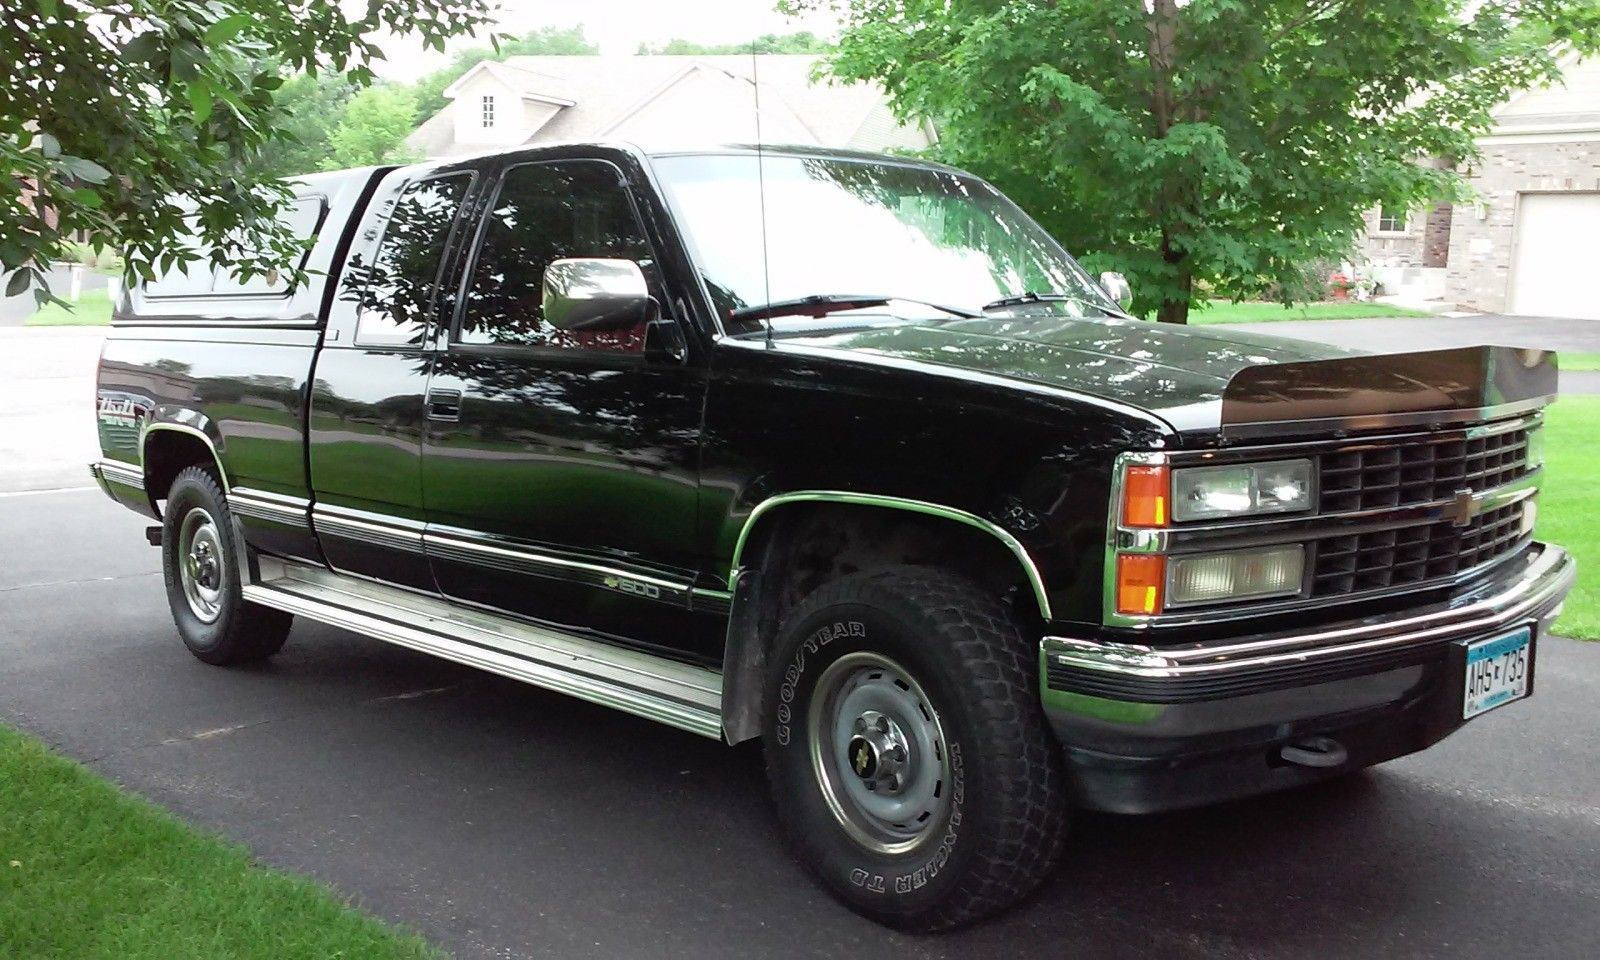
left=1280, top=736, right=1348, bottom=769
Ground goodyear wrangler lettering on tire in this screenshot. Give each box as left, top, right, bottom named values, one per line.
left=845, top=741, right=965, bottom=897
left=894, top=742, right=963, bottom=894
left=775, top=620, right=865, bottom=746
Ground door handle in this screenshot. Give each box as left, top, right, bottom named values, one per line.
left=427, top=388, right=462, bottom=422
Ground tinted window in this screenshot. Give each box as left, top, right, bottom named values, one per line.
left=458, top=160, right=653, bottom=352
left=351, top=174, right=471, bottom=348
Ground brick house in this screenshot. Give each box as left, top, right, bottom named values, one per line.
left=1358, top=51, right=1599, bottom=318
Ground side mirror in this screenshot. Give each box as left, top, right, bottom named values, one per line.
left=542, top=258, right=656, bottom=333
left=1099, top=271, right=1133, bottom=310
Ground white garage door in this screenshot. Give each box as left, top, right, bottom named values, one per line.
left=1509, top=192, right=1600, bottom=319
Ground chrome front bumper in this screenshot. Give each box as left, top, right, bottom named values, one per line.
left=1044, top=542, right=1574, bottom=704
left=1041, top=543, right=1573, bottom=813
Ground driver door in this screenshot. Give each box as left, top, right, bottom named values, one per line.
left=421, top=156, right=710, bottom=661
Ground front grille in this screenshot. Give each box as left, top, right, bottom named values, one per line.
left=1319, top=426, right=1530, bottom=513
left=1312, top=503, right=1528, bottom=597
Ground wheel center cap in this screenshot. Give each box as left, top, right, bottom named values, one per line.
left=846, top=711, right=910, bottom=791
left=847, top=735, right=880, bottom=779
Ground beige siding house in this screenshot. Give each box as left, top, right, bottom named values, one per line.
left=1360, top=52, right=1600, bottom=318
left=404, top=55, right=935, bottom=158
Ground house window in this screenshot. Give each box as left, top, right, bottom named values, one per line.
left=1377, top=205, right=1408, bottom=234
left=481, top=95, right=495, bottom=128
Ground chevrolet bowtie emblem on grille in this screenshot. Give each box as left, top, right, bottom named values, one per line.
left=1446, top=488, right=1476, bottom=528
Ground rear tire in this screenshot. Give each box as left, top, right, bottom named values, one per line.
left=763, top=566, right=1068, bottom=930
left=161, top=465, right=292, bottom=665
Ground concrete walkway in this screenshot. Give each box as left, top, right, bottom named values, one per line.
left=0, top=327, right=105, bottom=492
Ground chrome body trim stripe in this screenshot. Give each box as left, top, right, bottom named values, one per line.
left=424, top=525, right=693, bottom=601
left=728, top=490, right=1052, bottom=621
left=690, top=586, right=734, bottom=615
left=229, top=488, right=311, bottom=528
left=243, top=557, right=722, bottom=739
left=311, top=504, right=425, bottom=553
left=1049, top=543, right=1573, bottom=681
left=92, top=460, right=146, bottom=492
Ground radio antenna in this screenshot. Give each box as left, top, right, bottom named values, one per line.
left=751, top=42, right=773, bottom=349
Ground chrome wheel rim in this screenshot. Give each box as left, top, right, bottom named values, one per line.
left=807, top=652, right=951, bottom=855
left=177, top=506, right=224, bottom=623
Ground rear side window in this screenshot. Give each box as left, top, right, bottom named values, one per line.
left=351, top=174, right=472, bottom=348
left=211, top=198, right=326, bottom=296
left=142, top=196, right=326, bottom=299
left=457, top=160, right=654, bottom=352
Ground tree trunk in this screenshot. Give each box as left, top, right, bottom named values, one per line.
left=1147, top=0, right=1191, bottom=325
left=1157, top=290, right=1191, bottom=324
left=1157, top=228, right=1192, bottom=324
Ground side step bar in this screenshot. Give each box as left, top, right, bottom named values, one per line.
left=242, top=557, right=724, bottom=739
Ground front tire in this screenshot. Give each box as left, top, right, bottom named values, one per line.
left=763, top=567, right=1068, bottom=930
left=161, top=465, right=292, bottom=665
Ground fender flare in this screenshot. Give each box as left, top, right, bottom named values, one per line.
left=718, top=490, right=1052, bottom=744
left=727, top=491, right=1051, bottom=619
left=139, top=417, right=229, bottom=504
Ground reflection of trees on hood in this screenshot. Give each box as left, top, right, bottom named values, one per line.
left=339, top=174, right=471, bottom=350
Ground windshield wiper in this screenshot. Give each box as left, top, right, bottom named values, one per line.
left=982, top=291, right=1116, bottom=314
left=728, top=294, right=981, bottom=324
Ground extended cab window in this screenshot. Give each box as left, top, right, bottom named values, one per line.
left=353, top=174, right=472, bottom=348
left=457, top=160, right=653, bottom=352
left=144, top=196, right=324, bottom=299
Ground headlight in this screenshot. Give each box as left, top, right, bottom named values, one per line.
left=1167, top=545, right=1306, bottom=606
left=1171, top=459, right=1313, bottom=522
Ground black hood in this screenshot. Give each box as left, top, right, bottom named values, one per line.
left=764, top=314, right=1360, bottom=434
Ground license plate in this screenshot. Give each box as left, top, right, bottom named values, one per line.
left=1461, top=626, right=1532, bottom=720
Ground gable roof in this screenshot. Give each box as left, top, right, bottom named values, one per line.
left=1488, top=49, right=1600, bottom=136
left=441, top=60, right=575, bottom=106
left=404, top=54, right=929, bottom=157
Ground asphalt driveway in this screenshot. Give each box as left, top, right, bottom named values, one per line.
left=3, top=489, right=1599, bottom=959
left=5, top=317, right=1598, bottom=958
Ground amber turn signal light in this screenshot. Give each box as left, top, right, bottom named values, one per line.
left=1122, top=464, right=1170, bottom=528
left=1115, top=554, right=1166, bottom=616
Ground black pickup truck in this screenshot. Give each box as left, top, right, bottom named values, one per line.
left=92, top=142, right=1574, bottom=930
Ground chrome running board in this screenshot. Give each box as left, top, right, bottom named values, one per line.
left=243, top=557, right=724, bottom=739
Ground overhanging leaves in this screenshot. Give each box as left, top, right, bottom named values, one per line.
left=1, top=0, right=499, bottom=299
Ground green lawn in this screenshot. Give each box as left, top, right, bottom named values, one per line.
left=23, top=289, right=114, bottom=326
left=0, top=724, right=441, bottom=960
left=1190, top=300, right=1433, bottom=325
left=1558, top=352, right=1600, bottom=372
left=1538, top=398, right=1597, bottom=640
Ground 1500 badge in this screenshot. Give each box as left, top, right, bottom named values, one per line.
left=603, top=575, right=661, bottom=600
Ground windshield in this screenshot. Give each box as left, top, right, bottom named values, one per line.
left=650, top=153, right=1116, bottom=334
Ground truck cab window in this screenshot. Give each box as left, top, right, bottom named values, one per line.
left=351, top=174, right=471, bottom=348
left=457, top=160, right=654, bottom=353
